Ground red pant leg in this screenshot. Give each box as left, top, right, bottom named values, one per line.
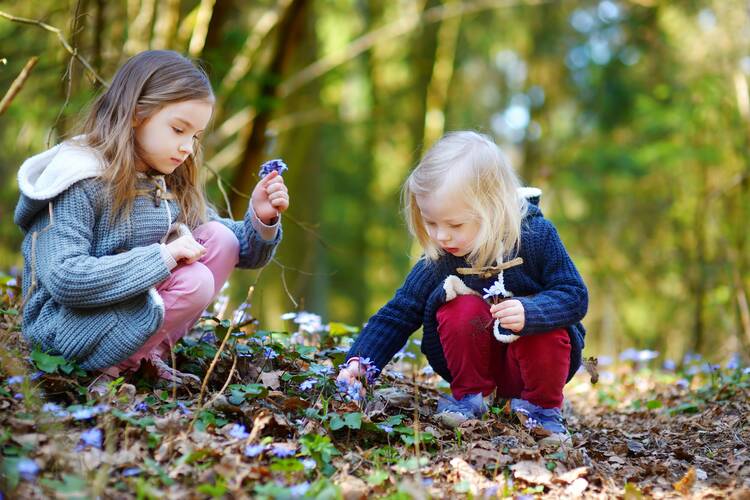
left=495, top=329, right=571, bottom=408
left=436, top=295, right=500, bottom=400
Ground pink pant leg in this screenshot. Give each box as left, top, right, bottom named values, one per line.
left=108, top=221, right=239, bottom=374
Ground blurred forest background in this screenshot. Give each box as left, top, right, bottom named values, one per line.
left=1, top=0, right=749, bottom=364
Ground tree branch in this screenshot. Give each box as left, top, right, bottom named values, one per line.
left=0, top=56, right=38, bottom=116
left=0, top=10, right=108, bottom=87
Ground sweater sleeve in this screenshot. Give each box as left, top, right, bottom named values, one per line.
left=35, top=184, right=172, bottom=308
left=347, top=259, right=437, bottom=370
left=516, top=218, right=588, bottom=333
left=207, top=204, right=281, bottom=269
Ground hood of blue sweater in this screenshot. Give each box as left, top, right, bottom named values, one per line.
left=15, top=139, right=105, bottom=231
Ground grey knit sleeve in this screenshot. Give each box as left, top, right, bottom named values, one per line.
left=207, top=205, right=282, bottom=269
left=34, top=184, right=172, bottom=308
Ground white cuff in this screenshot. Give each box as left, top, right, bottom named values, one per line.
left=159, top=243, right=178, bottom=270
left=250, top=204, right=280, bottom=241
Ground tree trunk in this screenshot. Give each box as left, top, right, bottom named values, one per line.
left=229, top=0, right=309, bottom=217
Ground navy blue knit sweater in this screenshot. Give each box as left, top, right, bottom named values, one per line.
left=346, top=200, right=588, bottom=382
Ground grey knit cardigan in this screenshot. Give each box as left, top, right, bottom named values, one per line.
left=14, top=140, right=281, bottom=371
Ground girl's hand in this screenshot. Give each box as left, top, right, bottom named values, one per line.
left=490, top=299, right=525, bottom=332
left=251, top=171, right=289, bottom=224
left=166, top=234, right=206, bottom=264
left=336, top=361, right=367, bottom=398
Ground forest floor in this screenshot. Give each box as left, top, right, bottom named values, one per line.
left=1, top=288, right=749, bottom=499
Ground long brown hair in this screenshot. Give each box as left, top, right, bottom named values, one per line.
left=77, top=50, right=214, bottom=228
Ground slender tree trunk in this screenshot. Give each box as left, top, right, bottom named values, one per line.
left=229, top=0, right=309, bottom=217
left=421, top=0, right=460, bottom=149
left=153, top=0, right=180, bottom=50
left=124, top=0, right=156, bottom=55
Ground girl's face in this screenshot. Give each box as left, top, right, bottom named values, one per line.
left=416, top=189, right=480, bottom=257
left=134, top=99, right=213, bottom=175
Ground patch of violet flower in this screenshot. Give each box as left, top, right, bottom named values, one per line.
left=301, top=458, right=316, bottom=470
left=299, top=378, right=317, bottom=391
left=72, top=404, right=109, bottom=421
left=77, top=428, right=103, bottom=450
left=263, top=347, right=278, bottom=360
left=259, top=159, right=288, bottom=177
left=228, top=423, right=250, bottom=440
left=270, top=445, right=296, bottom=458
left=244, top=444, right=266, bottom=457
left=122, top=467, right=141, bottom=477
left=17, top=458, right=39, bottom=480
left=288, top=482, right=310, bottom=498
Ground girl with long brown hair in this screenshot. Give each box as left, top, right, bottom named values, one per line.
left=15, top=50, right=289, bottom=392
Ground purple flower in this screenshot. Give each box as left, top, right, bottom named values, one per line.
left=299, top=378, right=317, bottom=391
left=42, top=402, right=69, bottom=418
left=77, top=428, right=103, bottom=450
left=244, top=444, right=266, bottom=457
left=421, top=365, right=435, bottom=375
left=134, top=402, right=149, bottom=412
left=122, top=467, right=141, bottom=477
left=72, top=404, right=109, bottom=420
left=727, top=354, right=741, bottom=370
left=176, top=402, right=192, bottom=415
left=263, top=347, right=278, bottom=360
left=30, top=371, right=44, bottom=381
left=228, top=423, right=250, bottom=440
left=233, top=302, right=252, bottom=325
left=309, top=364, right=333, bottom=376
left=662, top=359, right=676, bottom=371
left=14, top=393, right=23, bottom=400
left=259, top=159, right=288, bottom=177
left=6, top=375, right=24, bottom=385
left=270, top=445, right=296, bottom=458
left=17, top=458, right=39, bottom=481
left=378, top=424, right=394, bottom=434
left=301, top=458, right=316, bottom=470
left=289, top=482, right=310, bottom=497
left=200, top=332, right=218, bottom=344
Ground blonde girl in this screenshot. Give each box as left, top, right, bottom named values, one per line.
left=337, top=131, right=587, bottom=445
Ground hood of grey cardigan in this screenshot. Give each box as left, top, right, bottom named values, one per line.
left=15, top=139, right=105, bottom=230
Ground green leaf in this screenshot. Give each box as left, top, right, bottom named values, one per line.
left=646, top=399, right=663, bottom=409
left=343, top=412, right=362, bottom=429
left=270, top=458, right=304, bottom=473
left=669, top=402, right=699, bottom=415
left=30, top=349, right=67, bottom=373
left=196, top=476, right=227, bottom=498
left=40, top=474, right=89, bottom=498
left=367, top=470, right=389, bottom=486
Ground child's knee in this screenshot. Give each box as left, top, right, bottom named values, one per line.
left=437, top=295, right=491, bottom=335
left=437, top=295, right=490, bottom=325
left=512, top=329, right=571, bottom=361
left=196, top=221, right=240, bottom=260
left=172, top=262, right=215, bottom=310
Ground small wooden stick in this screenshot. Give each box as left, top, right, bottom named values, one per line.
left=456, top=257, right=524, bottom=278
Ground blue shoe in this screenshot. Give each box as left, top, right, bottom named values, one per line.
left=434, top=393, right=488, bottom=428
left=511, top=398, right=571, bottom=446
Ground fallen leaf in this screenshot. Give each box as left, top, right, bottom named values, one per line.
left=673, top=467, right=696, bottom=494
left=553, top=466, right=589, bottom=485
left=510, top=460, right=553, bottom=486
left=565, top=477, right=589, bottom=496
left=450, top=457, right=497, bottom=496
left=337, top=473, right=368, bottom=500
left=260, top=371, right=282, bottom=390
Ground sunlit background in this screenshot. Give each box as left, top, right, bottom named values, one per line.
left=1, top=0, right=749, bottom=364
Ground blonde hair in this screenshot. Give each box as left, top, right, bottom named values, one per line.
left=77, top=50, right=214, bottom=228
left=403, top=131, right=527, bottom=267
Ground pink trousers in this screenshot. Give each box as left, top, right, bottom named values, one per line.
left=104, top=221, right=239, bottom=376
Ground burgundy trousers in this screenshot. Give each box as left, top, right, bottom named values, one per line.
left=436, top=294, right=571, bottom=408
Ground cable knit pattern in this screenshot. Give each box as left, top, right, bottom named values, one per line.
left=14, top=143, right=281, bottom=370
left=347, top=198, right=588, bottom=382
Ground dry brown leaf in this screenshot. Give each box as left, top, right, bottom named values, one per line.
left=553, top=466, right=589, bottom=485
left=673, top=467, right=696, bottom=494
left=336, top=473, right=368, bottom=500
left=450, top=457, right=496, bottom=496
left=260, top=370, right=283, bottom=390
left=510, top=460, right=553, bottom=486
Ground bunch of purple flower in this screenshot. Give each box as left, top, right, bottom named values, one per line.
left=259, top=159, right=288, bottom=177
